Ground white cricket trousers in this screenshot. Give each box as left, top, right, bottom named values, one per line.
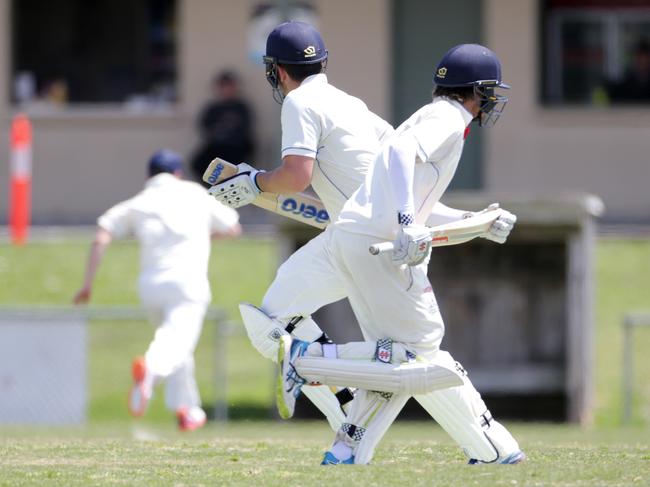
left=263, top=226, right=444, bottom=354
left=139, top=276, right=209, bottom=412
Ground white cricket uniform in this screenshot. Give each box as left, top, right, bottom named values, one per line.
left=324, top=98, right=520, bottom=463
left=261, top=73, right=393, bottom=325
left=332, top=98, right=472, bottom=352
left=98, top=173, right=239, bottom=411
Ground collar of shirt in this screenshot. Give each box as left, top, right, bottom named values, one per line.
left=300, top=73, right=328, bottom=87
left=448, top=99, right=475, bottom=127
left=145, top=172, right=178, bottom=188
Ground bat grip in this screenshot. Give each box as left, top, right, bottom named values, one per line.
left=369, top=241, right=395, bottom=255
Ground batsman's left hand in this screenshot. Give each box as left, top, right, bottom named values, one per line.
left=481, top=206, right=516, bottom=244
left=208, top=163, right=264, bottom=209
left=392, top=224, right=432, bottom=267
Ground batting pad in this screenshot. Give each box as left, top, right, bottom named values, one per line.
left=414, top=352, right=521, bottom=462
left=239, top=303, right=288, bottom=361
left=302, top=385, right=346, bottom=432
left=295, top=356, right=463, bottom=395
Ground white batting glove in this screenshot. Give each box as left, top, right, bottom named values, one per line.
left=481, top=207, right=517, bottom=244
left=208, top=163, right=264, bottom=209
left=392, top=218, right=432, bottom=267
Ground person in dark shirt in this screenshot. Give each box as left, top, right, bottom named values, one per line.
left=607, top=41, right=650, bottom=103
left=191, top=71, right=255, bottom=183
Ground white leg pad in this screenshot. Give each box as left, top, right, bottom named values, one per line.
left=239, top=303, right=289, bottom=361
left=301, top=385, right=346, bottom=432
left=331, top=390, right=409, bottom=465
left=415, top=353, right=520, bottom=462
left=290, top=316, right=326, bottom=342
left=295, top=356, right=463, bottom=395
left=240, top=303, right=348, bottom=430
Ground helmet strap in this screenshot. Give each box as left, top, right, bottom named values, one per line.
left=264, top=57, right=285, bottom=104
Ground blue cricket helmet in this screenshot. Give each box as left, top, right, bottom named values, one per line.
left=434, top=44, right=510, bottom=127
left=148, top=149, right=183, bottom=175
left=263, top=21, right=328, bottom=103
left=434, top=44, right=509, bottom=88
left=265, top=21, right=328, bottom=65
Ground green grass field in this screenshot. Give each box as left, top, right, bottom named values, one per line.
left=0, top=235, right=649, bottom=485
left=1, top=422, right=648, bottom=486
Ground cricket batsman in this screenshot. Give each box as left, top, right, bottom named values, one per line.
left=210, top=23, right=522, bottom=465
left=274, top=44, right=525, bottom=465
left=74, top=150, right=241, bottom=430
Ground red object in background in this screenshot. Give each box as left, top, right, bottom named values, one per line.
left=9, top=113, right=32, bottom=245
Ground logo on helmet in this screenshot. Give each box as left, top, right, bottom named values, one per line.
left=304, top=46, right=316, bottom=57
left=436, top=67, right=447, bottom=79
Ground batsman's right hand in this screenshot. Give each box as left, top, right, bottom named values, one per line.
left=208, top=163, right=264, bottom=209
left=392, top=224, right=432, bottom=267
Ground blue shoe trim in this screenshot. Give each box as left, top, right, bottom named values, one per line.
left=321, top=451, right=354, bottom=465
left=290, top=339, right=310, bottom=359
left=500, top=451, right=525, bottom=464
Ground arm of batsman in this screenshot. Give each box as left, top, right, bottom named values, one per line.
left=479, top=204, right=517, bottom=244
left=208, top=163, right=265, bottom=208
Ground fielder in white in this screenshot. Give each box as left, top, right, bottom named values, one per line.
left=74, top=150, right=240, bottom=431
left=275, top=44, right=525, bottom=465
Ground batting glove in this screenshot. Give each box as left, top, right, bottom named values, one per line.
left=208, top=163, right=264, bottom=209
left=392, top=215, right=432, bottom=266
left=481, top=207, right=517, bottom=244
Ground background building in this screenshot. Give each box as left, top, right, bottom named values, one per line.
left=0, top=0, right=649, bottom=224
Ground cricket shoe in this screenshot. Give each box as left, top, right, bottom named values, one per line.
left=321, top=451, right=355, bottom=465
left=128, top=357, right=152, bottom=417
left=177, top=407, right=207, bottom=432
left=468, top=450, right=526, bottom=465
left=276, top=335, right=309, bottom=419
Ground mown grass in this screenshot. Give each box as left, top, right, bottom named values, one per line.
left=0, top=422, right=648, bottom=486
left=1, top=234, right=650, bottom=485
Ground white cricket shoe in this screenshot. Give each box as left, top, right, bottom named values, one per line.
left=276, top=335, right=309, bottom=419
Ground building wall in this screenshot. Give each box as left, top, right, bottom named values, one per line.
left=484, top=0, right=650, bottom=222
left=0, top=0, right=648, bottom=224
left=0, top=0, right=390, bottom=224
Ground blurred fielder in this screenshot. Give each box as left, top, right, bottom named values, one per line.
left=273, top=44, right=525, bottom=465
left=74, top=150, right=241, bottom=431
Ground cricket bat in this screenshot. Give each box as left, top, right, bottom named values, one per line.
left=203, top=158, right=330, bottom=229
left=368, top=204, right=502, bottom=255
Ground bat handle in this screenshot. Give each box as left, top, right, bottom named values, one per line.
left=369, top=241, right=395, bottom=255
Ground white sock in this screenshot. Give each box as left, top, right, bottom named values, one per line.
left=331, top=441, right=353, bottom=461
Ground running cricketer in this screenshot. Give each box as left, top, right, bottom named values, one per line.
left=276, top=44, right=525, bottom=465
left=73, top=150, right=241, bottom=430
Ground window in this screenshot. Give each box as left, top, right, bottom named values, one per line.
left=11, top=0, right=177, bottom=109
left=542, top=0, right=650, bottom=105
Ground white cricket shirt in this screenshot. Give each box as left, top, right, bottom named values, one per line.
left=98, top=173, right=239, bottom=298
left=336, top=98, right=474, bottom=240
left=281, top=73, right=393, bottom=220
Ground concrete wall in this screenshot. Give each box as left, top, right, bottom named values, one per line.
left=0, top=0, right=390, bottom=224
left=484, top=0, right=650, bottom=222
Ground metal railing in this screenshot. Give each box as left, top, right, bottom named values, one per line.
left=0, top=305, right=231, bottom=423
left=622, top=312, right=650, bottom=423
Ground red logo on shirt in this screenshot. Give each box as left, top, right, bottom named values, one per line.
left=464, top=127, right=471, bottom=140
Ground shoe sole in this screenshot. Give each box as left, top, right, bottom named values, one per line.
left=276, top=335, right=292, bottom=420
